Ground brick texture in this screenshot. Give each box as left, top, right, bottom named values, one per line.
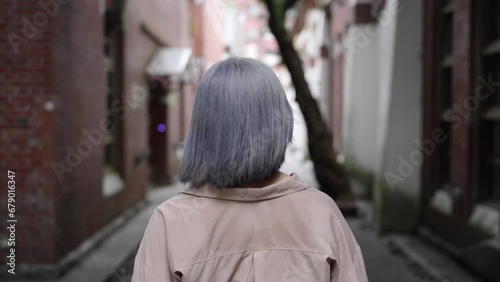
left=0, top=0, right=192, bottom=271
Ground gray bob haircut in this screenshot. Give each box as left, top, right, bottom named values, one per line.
left=180, top=57, right=294, bottom=188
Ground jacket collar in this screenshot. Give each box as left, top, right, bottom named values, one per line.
left=179, top=173, right=309, bottom=202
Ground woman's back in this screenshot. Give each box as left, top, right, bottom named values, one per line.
left=132, top=174, right=367, bottom=282
left=132, top=58, right=367, bottom=281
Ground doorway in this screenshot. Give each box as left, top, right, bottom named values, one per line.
left=147, top=77, right=170, bottom=185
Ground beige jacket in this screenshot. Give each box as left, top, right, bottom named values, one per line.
left=132, top=174, right=368, bottom=282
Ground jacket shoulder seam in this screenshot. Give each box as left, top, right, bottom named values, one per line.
left=176, top=248, right=331, bottom=269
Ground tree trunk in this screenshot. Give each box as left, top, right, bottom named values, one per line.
left=263, top=0, right=354, bottom=204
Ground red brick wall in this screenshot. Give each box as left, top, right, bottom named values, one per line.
left=0, top=0, right=191, bottom=269
left=0, top=0, right=60, bottom=264
left=0, top=0, right=117, bottom=265
left=50, top=0, right=108, bottom=261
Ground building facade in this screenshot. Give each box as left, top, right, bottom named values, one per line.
left=0, top=0, right=191, bottom=278
left=328, top=0, right=499, bottom=280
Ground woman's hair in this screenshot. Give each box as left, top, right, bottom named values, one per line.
left=180, top=57, right=294, bottom=188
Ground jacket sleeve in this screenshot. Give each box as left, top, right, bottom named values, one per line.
left=330, top=204, right=369, bottom=282
left=132, top=208, right=176, bottom=282
left=335, top=246, right=368, bottom=282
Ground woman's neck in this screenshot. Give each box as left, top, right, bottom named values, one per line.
left=239, top=171, right=290, bottom=188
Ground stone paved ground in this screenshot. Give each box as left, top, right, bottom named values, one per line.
left=105, top=246, right=137, bottom=282
left=348, top=218, right=438, bottom=282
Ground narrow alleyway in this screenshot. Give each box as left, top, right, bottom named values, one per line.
left=103, top=150, right=476, bottom=282
left=96, top=64, right=486, bottom=282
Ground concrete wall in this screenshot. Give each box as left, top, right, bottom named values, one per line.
left=341, top=23, right=379, bottom=191
left=331, top=0, right=380, bottom=190
left=368, top=0, right=424, bottom=231
left=335, top=0, right=424, bottom=231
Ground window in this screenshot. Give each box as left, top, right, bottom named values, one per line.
left=104, top=1, right=124, bottom=173
left=477, top=0, right=500, bottom=203
left=102, top=2, right=124, bottom=197
left=104, top=24, right=120, bottom=171
left=434, top=0, right=455, bottom=190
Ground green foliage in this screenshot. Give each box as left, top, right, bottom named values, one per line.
left=261, top=0, right=286, bottom=27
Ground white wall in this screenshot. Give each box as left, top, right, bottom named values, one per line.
left=374, top=0, right=423, bottom=231
left=373, top=0, right=398, bottom=174
left=342, top=23, right=380, bottom=174
left=341, top=0, right=424, bottom=230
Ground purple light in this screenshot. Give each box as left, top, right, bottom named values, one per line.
left=157, top=123, right=166, bottom=133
